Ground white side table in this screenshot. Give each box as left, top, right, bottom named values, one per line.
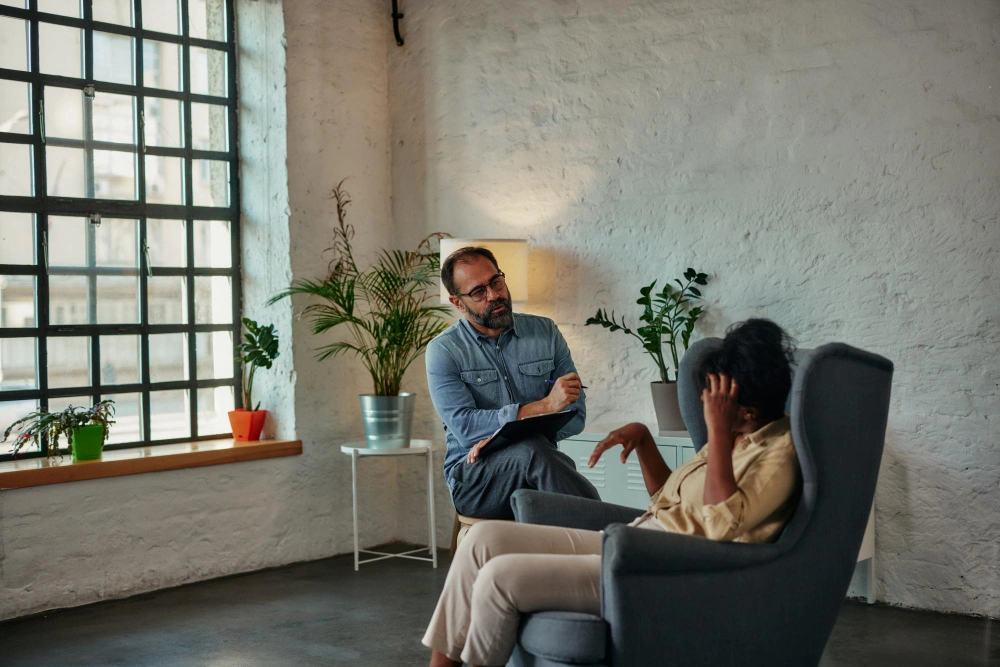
left=341, top=440, right=441, bottom=571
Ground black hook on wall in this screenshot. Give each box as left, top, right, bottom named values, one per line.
left=391, top=0, right=404, bottom=46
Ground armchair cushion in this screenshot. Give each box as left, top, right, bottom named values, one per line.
left=518, top=611, right=608, bottom=664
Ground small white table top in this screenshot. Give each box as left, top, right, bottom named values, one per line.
left=340, top=439, right=441, bottom=456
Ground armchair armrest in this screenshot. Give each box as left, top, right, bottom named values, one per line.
left=511, top=490, right=645, bottom=531
left=602, top=524, right=781, bottom=575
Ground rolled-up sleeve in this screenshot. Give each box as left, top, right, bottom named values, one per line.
left=551, top=324, right=587, bottom=440
left=700, top=445, right=800, bottom=542
left=425, top=339, right=520, bottom=451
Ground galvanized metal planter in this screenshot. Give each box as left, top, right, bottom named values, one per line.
left=359, top=393, right=416, bottom=449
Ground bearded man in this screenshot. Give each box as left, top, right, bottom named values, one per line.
left=426, top=246, right=600, bottom=520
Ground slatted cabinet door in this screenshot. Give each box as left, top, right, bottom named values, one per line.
left=559, top=425, right=693, bottom=510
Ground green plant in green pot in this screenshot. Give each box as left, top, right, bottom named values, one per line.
left=586, top=267, right=709, bottom=431
left=269, top=179, right=451, bottom=449
left=2, top=399, right=116, bottom=461
left=231, top=317, right=280, bottom=441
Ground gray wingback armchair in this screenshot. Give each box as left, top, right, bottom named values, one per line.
left=507, top=339, right=893, bottom=667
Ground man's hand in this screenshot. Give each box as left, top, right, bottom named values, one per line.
left=545, top=372, right=582, bottom=412
left=702, top=373, right=740, bottom=435
left=467, top=437, right=490, bottom=464
left=588, top=422, right=652, bottom=467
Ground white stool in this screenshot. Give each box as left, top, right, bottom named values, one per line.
left=340, top=440, right=442, bottom=571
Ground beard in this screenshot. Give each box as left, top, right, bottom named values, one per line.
left=468, top=296, right=514, bottom=330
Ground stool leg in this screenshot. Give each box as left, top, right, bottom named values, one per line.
left=427, top=448, right=438, bottom=568
left=352, top=449, right=359, bottom=571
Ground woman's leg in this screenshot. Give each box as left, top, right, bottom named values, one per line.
left=462, top=551, right=602, bottom=666
left=422, top=521, right=602, bottom=663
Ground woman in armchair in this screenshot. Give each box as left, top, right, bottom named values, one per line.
left=424, top=319, right=801, bottom=667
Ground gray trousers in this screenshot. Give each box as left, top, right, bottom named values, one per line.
left=448, top=434, right=601, bottom=520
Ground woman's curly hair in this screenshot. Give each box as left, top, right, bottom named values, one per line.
left=696, top=319, right=797, bottom=422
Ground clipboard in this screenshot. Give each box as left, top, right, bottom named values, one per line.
left=481, top=409, right=577, bottom=452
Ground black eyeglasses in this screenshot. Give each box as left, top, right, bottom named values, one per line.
left=455, top=272, right=507, bottom=302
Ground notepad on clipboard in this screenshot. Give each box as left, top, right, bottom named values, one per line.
left=481, top=409, right=578, bottom=453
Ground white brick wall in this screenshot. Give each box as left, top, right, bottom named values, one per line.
left=389, top=0, right=1000, bottom=617
left=0, top=0, right=414, bottom=622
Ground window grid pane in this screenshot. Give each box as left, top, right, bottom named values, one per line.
left=0, top=79, right=32, bottom=134
left=0, top=0, right=240, bottom=461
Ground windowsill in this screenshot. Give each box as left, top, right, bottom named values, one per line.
left=0, top=438, right=303, bottom=490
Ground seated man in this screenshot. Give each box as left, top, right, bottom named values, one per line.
left=426, top=246, right=601, bottom=520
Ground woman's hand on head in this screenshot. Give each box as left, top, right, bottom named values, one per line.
left=702, top=373, right=740, bottom=434
left=588, top=422, right=651, bottom=467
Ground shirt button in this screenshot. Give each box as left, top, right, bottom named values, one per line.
left=504, top=376, right=508, bottom=380
left=477, top=378, right=482, bottom=383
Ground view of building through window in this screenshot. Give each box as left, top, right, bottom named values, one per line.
left=0, top=0, right=239, bottom=458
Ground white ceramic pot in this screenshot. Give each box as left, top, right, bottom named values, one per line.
left=650, top=381, right=685, bottom=432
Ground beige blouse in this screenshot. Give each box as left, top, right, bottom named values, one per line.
left=629, top=416, right=801, bottom=543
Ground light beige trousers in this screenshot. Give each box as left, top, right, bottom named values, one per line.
left=422, top=520, right=603, bottom=666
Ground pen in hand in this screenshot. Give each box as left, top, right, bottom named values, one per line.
left=546, top=379, right=589, bottom=389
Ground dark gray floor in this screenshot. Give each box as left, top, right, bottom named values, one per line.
left=1, top=546, right=996, bottom=666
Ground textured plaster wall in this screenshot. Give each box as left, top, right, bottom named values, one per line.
left=389, top=0, right=1000, bottom=616
left=279, top=0, right=451, bottom=556
left=0, top=0, right=423, bottom=622
left=2, top=0, right=995, bottom=625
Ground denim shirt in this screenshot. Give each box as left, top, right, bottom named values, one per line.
left=425, top=313, right=587, bottom=483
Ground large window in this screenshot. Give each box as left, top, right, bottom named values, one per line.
left=0, top=0, right=240, bottom=460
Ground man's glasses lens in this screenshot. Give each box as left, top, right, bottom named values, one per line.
left=469, top=273, right=506, bottom=301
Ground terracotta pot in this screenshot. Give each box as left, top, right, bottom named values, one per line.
left=650, top=382, right=686, bottom=432
left=228, top=409, right=267, bottom=441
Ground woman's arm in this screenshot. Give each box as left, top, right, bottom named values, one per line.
left=702, top=374, right=740, bottom=505
left=703, top=427, right=739, bottom=505
left=588, top=422, right=672, bottom=496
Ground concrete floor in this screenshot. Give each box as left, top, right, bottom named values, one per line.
left=1, top=547, right=996, bottom=667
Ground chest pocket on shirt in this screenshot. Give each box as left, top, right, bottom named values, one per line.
left=518, top=358, right=555, bottom=401
left=460, top=369, right=500, bottom=407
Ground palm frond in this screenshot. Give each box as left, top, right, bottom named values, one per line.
left=270, top=183, right=451, bottom=395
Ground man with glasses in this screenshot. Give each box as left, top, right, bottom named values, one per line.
left=426, top=246, right=600, bottom=520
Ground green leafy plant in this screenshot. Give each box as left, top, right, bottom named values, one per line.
left=2, top=399, right=115, bottom=458
left=586, top=267, right=709, bottom=383
left=268, top=180, right=451, bottom=396
left=235, top=318, right=280, bottom=411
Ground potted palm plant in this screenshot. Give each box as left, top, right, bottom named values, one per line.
left=586, top=268, right=709, bottom=431
left=269, top=180, right=451, bottom=449
left=230, top=317, right=280, bottom=441
left=2, top=399, right=116, bottom=461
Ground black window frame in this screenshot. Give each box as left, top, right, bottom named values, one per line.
left=0, top=0, right=242, bottom=461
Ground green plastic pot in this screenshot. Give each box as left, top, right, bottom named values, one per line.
left=71, top=424, right=105, bottom=462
